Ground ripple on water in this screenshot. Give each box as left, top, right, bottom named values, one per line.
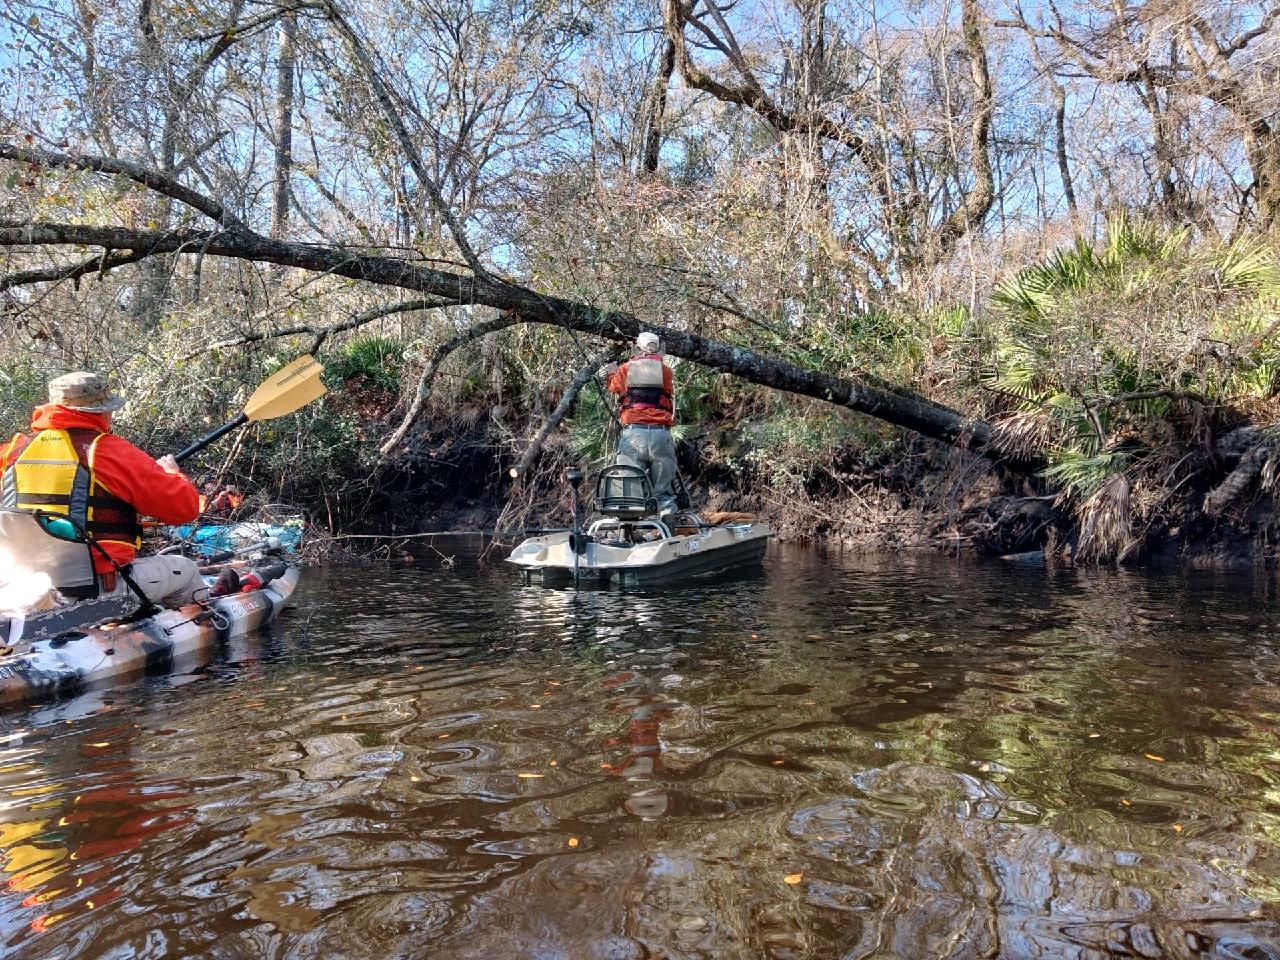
left=4, top=552, right=1280, bottom=957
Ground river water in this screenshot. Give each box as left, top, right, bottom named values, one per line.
left=3, top=545, right=1280, bottom=958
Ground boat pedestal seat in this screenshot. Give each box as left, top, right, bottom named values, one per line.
left=592, top=464, right=659, bottom=520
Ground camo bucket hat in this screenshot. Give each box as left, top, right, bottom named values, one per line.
left=47, top=372, right=127, bottom=413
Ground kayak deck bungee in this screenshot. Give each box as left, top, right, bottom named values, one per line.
left=0, top=561, right=299, bottom=708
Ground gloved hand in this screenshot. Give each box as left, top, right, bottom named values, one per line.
left=155, top=454, right=181, bottom=474
left=602, top=361, right=619, bottom=377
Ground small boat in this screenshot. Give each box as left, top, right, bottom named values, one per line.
left=0, top=549, right=299, bottom=709
left=507, top=465, right=770, bottom=587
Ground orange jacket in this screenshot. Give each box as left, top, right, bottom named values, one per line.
left=607, top=356, right=675, bottom=426
left=1, top=405, right=200, bottom=571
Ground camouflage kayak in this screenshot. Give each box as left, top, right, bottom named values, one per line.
left=0, top=561, right=299, bottom=708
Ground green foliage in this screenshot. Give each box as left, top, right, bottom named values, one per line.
left=566, top=387, right=616, bottom=467
left=0, top=358, right=54, bottom=429
left=977, top=217, right=1280, bottom=557
left=742, top=404, right=894, bottom=488
left=987, top=216, right=1280, bottom=445
left=327, top=336, right=403, bottom=393
left=1041, top=449, right=1133, bottom=499
left=670, top=365, right=722, bottom=443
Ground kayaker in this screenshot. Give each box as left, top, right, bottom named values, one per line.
left=604, top=331, right=678, bottom=515
left=0, top=372, right=233, bottom=606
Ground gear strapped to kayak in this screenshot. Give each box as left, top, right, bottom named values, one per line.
left=0, top=550, right=300, bottom=708
left=0, top=509, right=161, bottom=645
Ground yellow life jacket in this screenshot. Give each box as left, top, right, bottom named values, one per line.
left=0, top=429, right=142, bottom=550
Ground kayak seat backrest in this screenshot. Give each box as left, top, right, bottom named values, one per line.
left=594, top=464, right=657, bottom=519
left=0, top=509, right=98, bottom=599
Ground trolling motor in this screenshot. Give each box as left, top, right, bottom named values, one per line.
left=567, top=468, right=585, bottom=585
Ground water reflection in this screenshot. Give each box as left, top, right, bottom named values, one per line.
left=1, top=547, right=1280, bottom=957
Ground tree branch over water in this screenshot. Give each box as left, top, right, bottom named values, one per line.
left=0, top=142, right=247, bottom=230
left=192, top=297, right=452, bottom=357
left=0, top=214, right=1001, bottom=462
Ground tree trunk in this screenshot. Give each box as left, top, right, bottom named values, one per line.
left=1054, top=83, right=1077, bottom=219
left=510, top=349, right=614, bottom=483
left=932, top=0, right=995, bottom=253
left=0, top=220, right=1006, bottom=461
left=640, top=38, right=676, bottom=176
left=271, top=11, right=297, bottom=242
left=1245, top=119, right=1280, bottom=228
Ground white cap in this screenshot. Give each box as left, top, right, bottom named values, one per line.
left=637, top=331, right=662, bottom=353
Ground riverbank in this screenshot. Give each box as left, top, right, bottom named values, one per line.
left=349, top=411, right=1280, bottom=570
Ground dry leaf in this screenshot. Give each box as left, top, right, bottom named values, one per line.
left=1173, top=824, right=1183, bottom=832
left=784, top=873, right=803, bottom=885
left=1145, top=753, right=1165, bottom=762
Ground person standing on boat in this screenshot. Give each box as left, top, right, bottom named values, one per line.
left=604, top=331, right=678, bottom=516
left=0, top=372, right=220, bottom=607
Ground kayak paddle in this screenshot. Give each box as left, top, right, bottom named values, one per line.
left=175, top=355, right=327, bottom=462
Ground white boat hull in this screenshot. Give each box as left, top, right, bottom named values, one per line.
left=507, top=522, right=770, bottom=587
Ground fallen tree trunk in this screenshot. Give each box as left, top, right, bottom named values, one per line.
left=0, top=142, right=1004, bottom=461
left=0, top=221, right=998, bottom=459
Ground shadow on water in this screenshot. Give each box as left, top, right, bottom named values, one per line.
left=2, top=544, right=1280, bottom=957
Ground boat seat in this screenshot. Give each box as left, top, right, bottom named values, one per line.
left=0, top=509, right=99, bottom=600
left=593, top=464, right=658, bottom=519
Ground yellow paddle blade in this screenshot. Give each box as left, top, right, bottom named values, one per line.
left=243, top=354, right=327, bottom=421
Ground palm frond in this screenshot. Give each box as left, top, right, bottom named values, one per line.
left=1042, top=448, right=1132, bottom=499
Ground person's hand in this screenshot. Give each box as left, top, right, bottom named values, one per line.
left=156, top=454, right=181, bottom=474
left=602, top=361, right=619, bottom=376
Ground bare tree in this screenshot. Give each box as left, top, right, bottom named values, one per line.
left=1001, top=0, right=1280, bottom=227
left=662, top=0, right=995, bottom=280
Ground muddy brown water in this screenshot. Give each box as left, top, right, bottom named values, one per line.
left=3, top=545, right=1280, bottom=958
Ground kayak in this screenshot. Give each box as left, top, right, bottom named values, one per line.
left=0, top=558, right=299, bottom=708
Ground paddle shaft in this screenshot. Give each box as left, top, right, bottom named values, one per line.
left=175, top=412, right=249, bottom=463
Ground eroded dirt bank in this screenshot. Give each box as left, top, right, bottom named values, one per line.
left=340, top=416, right=1280, bottom=569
